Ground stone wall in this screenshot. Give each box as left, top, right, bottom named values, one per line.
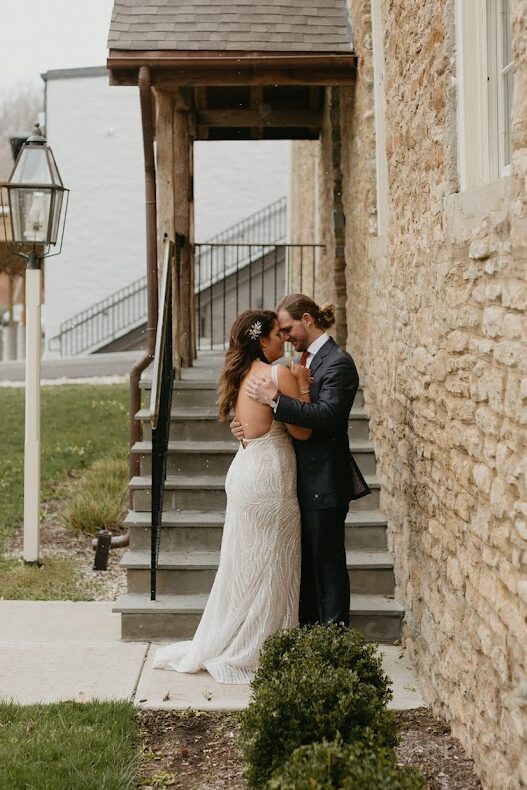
left=291, top=1, right=527, bottom=786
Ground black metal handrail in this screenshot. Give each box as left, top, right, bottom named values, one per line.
left=195, top=242, right=324, bottom=351
left=150, top=237, right=179, bottom=601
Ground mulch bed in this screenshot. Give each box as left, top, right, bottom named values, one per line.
left=136, top=708, right=482, bottom=789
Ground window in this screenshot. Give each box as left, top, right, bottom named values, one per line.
left=456, top=0, right=514, bottom=189
left=371, top=0, right=389, bottom=236
left=497, top=0, right=513, bottom=171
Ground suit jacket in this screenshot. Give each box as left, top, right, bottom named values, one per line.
left=275, top=337, right=371, bottom=510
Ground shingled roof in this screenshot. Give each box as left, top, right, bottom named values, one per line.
left=108, top=0, right=352, bottom=53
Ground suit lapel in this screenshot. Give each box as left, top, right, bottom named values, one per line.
left=309, top=336, right=336, bottom=376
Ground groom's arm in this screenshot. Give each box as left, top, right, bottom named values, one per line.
left=274, top=356, right=358, bottom=432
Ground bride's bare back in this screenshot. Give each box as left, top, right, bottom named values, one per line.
left=235, top=360, right=274, bottom=440
left=234, top=360, right=312, bottom=442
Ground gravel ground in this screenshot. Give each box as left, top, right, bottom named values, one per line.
left=3, top=490, right=127, bottom=601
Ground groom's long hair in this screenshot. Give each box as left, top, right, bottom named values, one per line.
left=217, top=309, right=277, bottom=422
left=276, top=294, right=335, bottom=329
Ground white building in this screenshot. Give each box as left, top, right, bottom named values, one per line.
left=42, top=66, right=290, bottom=355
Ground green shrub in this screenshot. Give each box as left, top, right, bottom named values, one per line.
left=240, top=663, right=397, bottom=787
left=254, top=624, right=392, bottom=708
left=266, top=737, right=426, bottom=790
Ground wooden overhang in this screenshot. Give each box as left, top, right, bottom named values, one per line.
left=107, top=51, right=355, bottom=140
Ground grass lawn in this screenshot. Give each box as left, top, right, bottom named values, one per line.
left=0, top=383, right=129, bottom=554
left=0, top=701, right=139, bottom=790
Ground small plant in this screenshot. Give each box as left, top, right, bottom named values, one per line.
left=61, top=457, right=128, bottom=535
left=266, top=737, right=426, bottom=790
left=240, top=662, right=397, bottom=787
left=254, top=624, right=392, bottom=707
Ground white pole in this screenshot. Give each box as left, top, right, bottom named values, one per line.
left=23, top=258, right=41, bottom=564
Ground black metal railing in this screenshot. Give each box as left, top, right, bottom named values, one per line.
left=49, top=196, right=287, bottom=357
left=49, top=274, right=147, bottom=356
left=149, top=237, right=179, bottom=600
left=195, top=243, right=324, bottom=351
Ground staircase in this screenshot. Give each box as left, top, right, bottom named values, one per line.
left=113, top=352, right=404, bottom=642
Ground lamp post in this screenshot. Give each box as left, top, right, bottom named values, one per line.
left=1, top=123, right=68, bottom=564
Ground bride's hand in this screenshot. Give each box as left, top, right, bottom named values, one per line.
left=289, top=362, right=313, bottom=389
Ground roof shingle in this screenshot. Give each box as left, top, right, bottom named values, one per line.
left=107, top=0, right=352, bottom=53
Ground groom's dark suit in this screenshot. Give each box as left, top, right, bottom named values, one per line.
left=274, top=336, right=370, bottom=625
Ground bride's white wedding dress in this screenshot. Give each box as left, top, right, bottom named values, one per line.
left=153, top=366, right=301, bottom=684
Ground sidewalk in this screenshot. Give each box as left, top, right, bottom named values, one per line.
left=0, top=351, right=140, bottom=384
left=0, top=601, right=425, bottom=711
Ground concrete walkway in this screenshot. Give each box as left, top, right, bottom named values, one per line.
left=0, top=601, right=425, bottom=710
left=0, top=351, right=140, bottom=384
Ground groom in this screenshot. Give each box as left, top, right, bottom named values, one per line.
left=233, top=293, right=370, bottom=626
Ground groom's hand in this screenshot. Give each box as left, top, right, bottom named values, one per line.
left=245, top=375, right=278, bottom=405
left=230, top=419, right=245, bottom=441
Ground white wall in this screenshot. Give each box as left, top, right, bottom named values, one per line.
left=194, top=140, right=290, bottom=241
left=43, top=71, right=290, bottom=355
left=44, top=73, right=145, bottom=352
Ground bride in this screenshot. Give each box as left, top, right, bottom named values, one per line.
left=153, top=309, right=312, bottom=684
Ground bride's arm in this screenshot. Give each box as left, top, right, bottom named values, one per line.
left=275, top=365, right=312, bottom=441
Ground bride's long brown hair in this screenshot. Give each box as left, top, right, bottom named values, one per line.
left=217, top=309, right=277, bottom=422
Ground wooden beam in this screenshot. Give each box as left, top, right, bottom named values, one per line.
left=196, top=109, right=322, bottom=128
left=107, top=51, right=357, bottom=87
left=154, top=89, right=194, bottom=368
left=250, top=86, right=263, bottom=140
left=194, top=87, right=209, bottom=141
left=173, top=98, right=193, bottom=367
left=111, top=67, right=356, bottom=87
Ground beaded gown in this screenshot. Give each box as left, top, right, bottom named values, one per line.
left=153, top=365, right=301, bottom=684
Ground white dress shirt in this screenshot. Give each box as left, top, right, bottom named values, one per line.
left=303, top=333, right=330, bottom=368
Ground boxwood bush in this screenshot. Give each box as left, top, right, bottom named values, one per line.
left=240, top=662, right=397, bottom=787
left=266, top=737, right=426, bottom=790
left=253, top=624, right=392, bottom=708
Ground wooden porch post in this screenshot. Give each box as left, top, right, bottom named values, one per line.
left=155, top=88, right=194, bottom=370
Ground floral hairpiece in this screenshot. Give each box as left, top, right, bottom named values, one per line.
left=247, top=320, right=262, bottom=340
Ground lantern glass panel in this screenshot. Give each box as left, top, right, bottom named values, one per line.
left=10, top=146, right=56, bottom=186
left=49, top=189, right=64, bottom=245
left=9, top=187, right=52, bottom=244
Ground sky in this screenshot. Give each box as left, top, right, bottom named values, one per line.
left=0, top=0, right=114, bottom=96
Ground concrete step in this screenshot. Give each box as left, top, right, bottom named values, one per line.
left=133, top=439, right=377, bottom=477
left=141, top=378, right=366, bottom=410
left=129, top=475, right=381, bottom=512
left=137, top=406, right=372, bottom=443
left=121, top=549, right=395, bottom=597
left=125, top=508, right=388, bottom=552
left=114, top=592, right=404, bottom=643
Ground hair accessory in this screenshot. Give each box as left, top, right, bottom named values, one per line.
left=247, top=320, right=262, bottom=340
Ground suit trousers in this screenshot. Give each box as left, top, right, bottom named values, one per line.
left=299, top=505, right=350, bottom=627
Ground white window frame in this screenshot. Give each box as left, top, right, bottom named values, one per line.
left=456, top=0, right=513, bottom=190
left=371, top=0, right=389, bottom=237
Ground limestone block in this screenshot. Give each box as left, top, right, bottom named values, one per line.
left=490, top=477, right=514, bottom=518
left=447, top=304, right=482, bottom=330
left=445, top=330, right=470, bottom=353
left=469, top=337, right=495, bottom=357
left=482, top=305, right=507, bottom=338
left=502, top=279, right=527, bottom=310
left=469, top=237, right=490, bottom=260
left=503, top=312, right=525, bottom=339
left=517, top=580, right=527, bottom=604
left=493, top=340, right=525, bottom=368
left=473, top=463, right=492, bottom=494
left=446, top=556, right=464, bottom=590
left=475, top=405, right=501, bottom=437
left=486, top=282, right=503, bottom=302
